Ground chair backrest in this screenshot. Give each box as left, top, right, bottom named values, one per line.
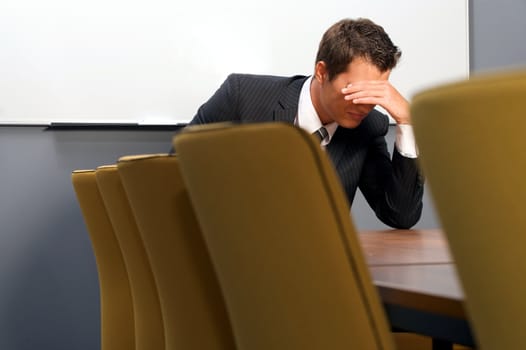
left=71, top=169, right=135, bottom=350
left=411, top=70, right=526, bottom=350
left=117, top=154, right=237, bottom=350
left=95, top=165, right=165, bottom=350
left=174, top=123, right=395, bottom=350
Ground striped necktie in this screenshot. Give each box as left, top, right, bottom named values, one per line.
left=313, top=126, right=329, bottom=143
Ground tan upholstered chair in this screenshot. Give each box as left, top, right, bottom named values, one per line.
left=95, top=165, right=164, bottom=350
left=71, top=170, right=135, bottom=350
left=117, top=154, right=236, bottom=350
left=174, top=122, right=395, bottom=350
left=411, top=69, right=526, bottom=350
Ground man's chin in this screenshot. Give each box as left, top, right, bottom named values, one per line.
left=338, top=119, right=362, bottom=129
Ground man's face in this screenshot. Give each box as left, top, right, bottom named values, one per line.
left=312, top=57, right=390, bottom=128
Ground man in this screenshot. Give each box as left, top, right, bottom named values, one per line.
left=187, top=18, right=423, bottom=229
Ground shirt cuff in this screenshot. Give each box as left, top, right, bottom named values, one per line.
left=395, top=124, right=418, bottom=158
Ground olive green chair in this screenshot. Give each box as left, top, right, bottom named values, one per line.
left=412, top=69, right=526, bottom=350
left=174, top=123, right=395, bottom=350
left=95, top=165, right=165, bottom=350
left=117, top=154, right=236, bottom=350
left=71, top=170, right=135, bottom=350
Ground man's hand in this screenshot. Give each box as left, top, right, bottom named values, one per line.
left=341, top=81, right=411, bottom=124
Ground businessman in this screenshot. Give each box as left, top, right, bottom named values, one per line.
left=186, top=18, right=424, bottom=229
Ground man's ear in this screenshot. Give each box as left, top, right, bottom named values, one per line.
left=314, top=61, right=328, bottom=82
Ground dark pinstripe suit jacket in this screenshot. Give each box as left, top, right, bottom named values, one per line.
left=188, top=73, right=424, bottom=228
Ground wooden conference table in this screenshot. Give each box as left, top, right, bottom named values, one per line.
left=358, top=229, right=476, bottom=349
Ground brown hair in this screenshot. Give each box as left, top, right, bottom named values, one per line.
left=315, top=18, right=401, bottom=80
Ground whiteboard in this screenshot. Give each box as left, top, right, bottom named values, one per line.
left=0, top=0, right=469, bottom=125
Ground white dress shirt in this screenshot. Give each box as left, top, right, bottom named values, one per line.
left=296, top=76, right=418, bottom=158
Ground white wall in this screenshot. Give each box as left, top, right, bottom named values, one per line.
left=0, top=0, right=468, bottom=124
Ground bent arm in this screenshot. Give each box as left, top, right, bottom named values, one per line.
left=359, top=136, right=424, bottom=229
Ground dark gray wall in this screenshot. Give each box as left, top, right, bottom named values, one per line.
left=470, top=0, right=526, bottom=71
left=1, top=1, right=525, bottom=348
left=0, top=127, right=175, bottom=349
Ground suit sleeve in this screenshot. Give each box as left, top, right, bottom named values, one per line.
left=358, top=134, right=424, bottom=229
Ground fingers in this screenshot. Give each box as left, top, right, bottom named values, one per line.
left=343, top=89, right=385, bottom=102
left=341, top=80, right=386, bottom=90
left=342, top=82, right=388, bottom=103
left=341, top=80, right=388, bottom=95
left=340, top=80, right=410, bottom=124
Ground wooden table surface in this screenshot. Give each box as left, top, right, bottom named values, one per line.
left=370, top=264, right=464, bottom=318
left=359, top=229, right=453, bottom=266
left=358, top=229, right=475, bottom=348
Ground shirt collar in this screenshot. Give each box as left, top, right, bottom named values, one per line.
left=296, top=76, right=338, bottom=146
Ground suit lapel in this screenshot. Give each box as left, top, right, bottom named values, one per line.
left=326, top=128, right=349, bottom=168
left=273, top=109, right=296, bottom=123
left=272, top=76, right=307, bottom=124
left=327, top=127, right=364, bottom=170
